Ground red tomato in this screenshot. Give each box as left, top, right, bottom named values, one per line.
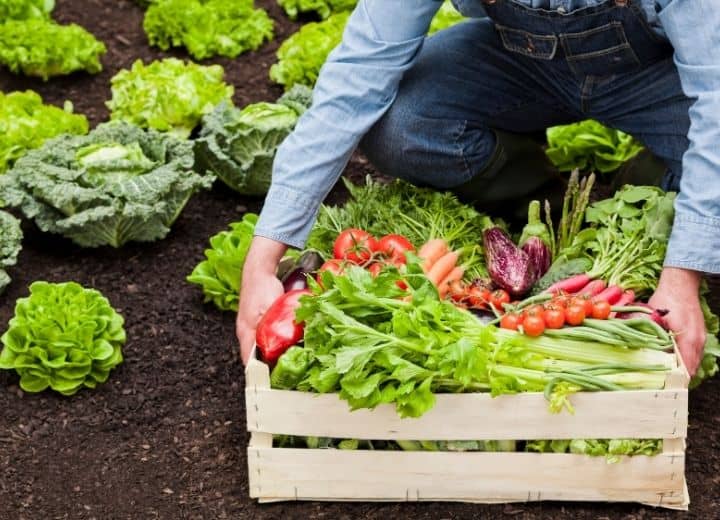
left=375, top=234, right=414, bottom=263
left=591, top=300, right=612, bottom=320
left=570, top=296, right=594, bottom=316
left=565, top=304, right=586, bottom=326
left=316, top=259, right=345, bottom=286
left=489, top=289, right=511, bottom=310
left=367, top=262, right=383, bottom=277
left=333, top=228, right=377, bottom=264
left=544, top=309, right=565, bottom=329
left=467, top=286, right=490, bottom=309
left=524, top=304, right=546, bottom=318
left=522, top=315, right=546, bottom=337
left=550, top=295, right=570, bottom=309
left=500, top=313, right=522, bottom=331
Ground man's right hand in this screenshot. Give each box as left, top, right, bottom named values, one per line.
left=236, top=236, right=288, bottom=365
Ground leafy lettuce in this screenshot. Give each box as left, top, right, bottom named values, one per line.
left=428, top=0, right=466, bottom=35
left=546, top=119, right=644, bottom=173
left=277, top=0, right=356, bottom=20
left=0, top=281, right=125, bottom=395
left=195, top=85, right=313, bottom=195
left=0, top=0, right=54, bottom=20
left=187, top=213, right=258, bottom=311
left=0, top=20, right=106, bottom=80
left=0, top=90, right=89, bottom=173
left=144, top=0, right=274, bottom=60
left=526, top=438, right=662, bottom=463
left=1, top=121, right=213, bottom=248
left=0, top=210, right=22, bottom=294
left=107, top=58, right=234, bottom=138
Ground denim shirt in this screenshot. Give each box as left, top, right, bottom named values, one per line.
left=255, top=0, right=720, bottom=274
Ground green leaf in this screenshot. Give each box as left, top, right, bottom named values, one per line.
left=0, top=0, right=54, bottom=21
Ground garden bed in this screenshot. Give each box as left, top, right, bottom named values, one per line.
left=1, top=1, right=720, bottom=519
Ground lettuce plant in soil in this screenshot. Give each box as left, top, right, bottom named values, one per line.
left=144, top=0, right=274, bottom=60
left=0, top=90, right=89, bottom=173
left=0, top=210, right=22, bottom=294
left=0, top=281, right=125, bottom=396
left=0, top=0, right=54, bottom=21
left=107, top=58, right=234, bottom=137
left=194, top=85, right=313, bottom=195
left=1, top=121, right=214, bottom=248
left=277, top=0, right=356, bottom=20
left=0, top=19, right=106, bottom=80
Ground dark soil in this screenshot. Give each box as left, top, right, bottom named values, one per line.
left=1, top=1, right=718, bottom=519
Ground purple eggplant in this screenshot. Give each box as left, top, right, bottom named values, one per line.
left=521, top=237, right=551, bottom=278
left=483, top=227, right=537, bottom=297
left=280, top=251, right=324, bottom=292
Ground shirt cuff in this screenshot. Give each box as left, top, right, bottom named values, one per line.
left=253, top=183, right=322, bottom=250
left=664, top=213, right=720, bottom=274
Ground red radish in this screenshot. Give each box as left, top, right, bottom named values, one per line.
left=578, top=279, right=607, bottom=297
left=609, top=290, right=635, bottom=318
left=545, top=274, right=592, bottom=295
left=593, top=285, right=623, bottom=304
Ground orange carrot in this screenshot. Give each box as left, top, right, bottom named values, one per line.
left=419, top=239, right=449, bottom=272
left=426, top=251, right=459, bottom=285
left=438, top=266, right=465, bottom=298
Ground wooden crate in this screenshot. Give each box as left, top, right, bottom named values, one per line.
left=245, top=347, right=690, bottom=510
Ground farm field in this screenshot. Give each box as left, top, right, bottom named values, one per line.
left=0, top=1, right=719, bottom=518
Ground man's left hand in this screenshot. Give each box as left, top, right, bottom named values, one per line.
left=649, top=267, right=706, bottom=376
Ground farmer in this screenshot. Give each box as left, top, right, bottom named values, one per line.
left=237, top=0, right=718, bottom=375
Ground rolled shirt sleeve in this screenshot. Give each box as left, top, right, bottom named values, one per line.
left=657, top=0, right=720, bottom=273
left=254, top=0, right=443, bottom=249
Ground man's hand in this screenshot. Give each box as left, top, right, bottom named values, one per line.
left=236, top=237, right=288, bottom=366
left=649, top=267, right=706, bottom=376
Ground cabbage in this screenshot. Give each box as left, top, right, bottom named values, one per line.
left=107, top=58, right=234, bottom=137
left=546, top=119, right=644, bottom=173
left=1, top=121, right=214, bottom=248
left=0, top=20, right=106, bottom=80
left=0, top=90, right=89, bottom=173
left=0, top=210, right=22, bottom=294
left=277, top=0, right=356, bottom=20
left=0, top=281, right=125, bottom=395
left=195, top=85, right=312, bottom=195
left=143, top=0, right=273, bottom=60
left=187, top=213, right=258, bottom=311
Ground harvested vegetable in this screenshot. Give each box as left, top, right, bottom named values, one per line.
left=187, top=214, right=259, bottom=311
left=107, top=58, right=234, bottom=137
left=144, top=0, right=274, bottom=60
left=277, top=0, right=356, bottom=20
left=256, top=289, right=312, bottom=364
left=0, top=281, right=125, bottom=395
left=0, top=210, right=22, bottom=294
left=2, top=121, right=212, bottom=247
left=0, top=90, right=88, bottom=174
left=0, top=19, right=106, bottom=80
left=0, top=0, right=54, bottom=21
left=484, top=227, right=536, bottom=297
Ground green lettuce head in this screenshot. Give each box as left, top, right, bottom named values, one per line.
left=0, top=282, right=125, bottom=395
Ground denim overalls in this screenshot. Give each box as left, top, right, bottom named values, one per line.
left=361, top=0, right=691, bottom=213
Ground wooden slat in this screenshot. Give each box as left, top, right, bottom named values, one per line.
left=246, top=387, right=688, bottom=440
left=248, top=449, right=688, bottom=510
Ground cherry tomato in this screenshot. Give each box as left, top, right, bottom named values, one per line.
left=552, top=294, right=570, bottom=309
left=367, top=262, right=383, bottom=277
left=565, top=304, right=586, bottom=326
left=544, top=301, right=564, bottom=312
left=489, top=289, right=511, bottom=310
left=591, top=300, right=612, bottom=320
left=544, top=309, right=565, bottom=329
left=375, top=234, right=414, bottom=263
left=500, top=313, right=522, bottom=331
left=448, top=280, right=467, bottom=303
left=524, top=304, right=546, bottom=318
left=570, top=296, right=594, bottom=317
left=316, top=259, right=345, bottom=287
left=467, top=286, right=490, bottom=309
left=333, top=228, right=377, bottom=264
left=395, top=279, right=409, bottom=291
left=522, top=315, right=546, bottom=337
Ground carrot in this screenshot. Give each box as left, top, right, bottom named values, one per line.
left=438, top=266, right=465, bottom=299
left=419, top=239, right=449, bottom=272
left=426, top=251, right=459, bottom=286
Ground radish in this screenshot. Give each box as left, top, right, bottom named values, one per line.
left=593, top=285, right=624, bottom=304
left=545, top=274, right=592, bottom=295
left=609, top=290, right=635, bottom=318
left=578, top=279, right=607, bottom=297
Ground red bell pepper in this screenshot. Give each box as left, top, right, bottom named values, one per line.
left=256, top=289, right=312, bottom=364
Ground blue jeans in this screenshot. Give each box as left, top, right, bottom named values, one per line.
left=361, top=0, right=692, bottom=200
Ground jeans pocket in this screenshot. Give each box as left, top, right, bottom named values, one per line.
left=560, top=21, right=641, bottom=77
left=495, top=24, right=558, bottom=60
